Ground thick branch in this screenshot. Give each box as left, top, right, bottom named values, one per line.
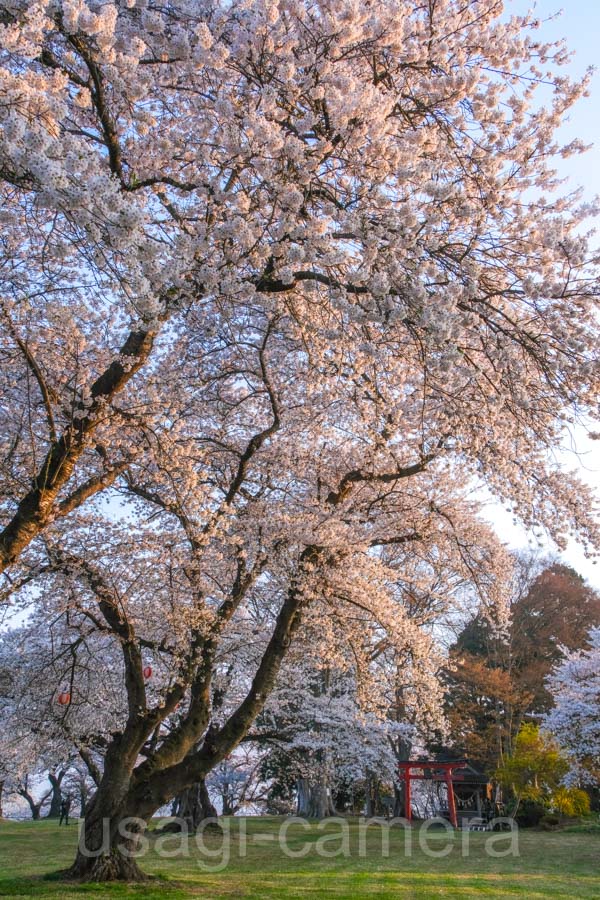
left=134, top=553, right=267, bottom=777
left=52, top=553, right=147, bottom=719
left=58, top=463, right=128, bottom=517
left=4, top=316, right=58, bottom=442
left=126, top=546, right=320, bottom=812
left=370, top=532, right=421, bottom=547
left=0, top=324, right=159, bottom=574
left=326, top=457, right=434, bottom=506
left=77, top=747, right=102, bottom=787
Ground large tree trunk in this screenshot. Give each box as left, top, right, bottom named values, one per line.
left=64, top=787, right=149, bottom=882
left=66, top=812, right=148, bottom=882
left=62, top=735, right=151, bottom=882
left=64, top=751, right=219, bottom=881
left=296, top=777, right=337, bottom=819
left=66, top=773, right=219, bottom=881
left=46, top=770, right=66, bottom=819
left=18, top=783, right=48, bottom=820
left=162, top=778, right=221, bottom=833
left=0, top=780, right=4, bottom=819
left=393, top=782, right=406, bottom=818
left=68, top=774, right=220, bottom=881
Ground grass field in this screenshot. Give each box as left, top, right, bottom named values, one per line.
left=0, top=816, right=598, bottom=898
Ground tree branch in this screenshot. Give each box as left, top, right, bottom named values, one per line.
left=0, top=323, right=161, bottom=575
left=326, top=457, right=434, bottom=506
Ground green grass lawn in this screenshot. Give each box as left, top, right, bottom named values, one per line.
left=0, top=816, right=598, bottom=898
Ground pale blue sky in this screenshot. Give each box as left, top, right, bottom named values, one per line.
left=511, top=1, right=600, bottom=187
left=484, top=2, right=600, bottom=586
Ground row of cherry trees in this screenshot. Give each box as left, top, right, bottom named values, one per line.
left=1, top=0, right=599, bottom=881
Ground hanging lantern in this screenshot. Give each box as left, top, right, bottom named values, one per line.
left=143, top=665, right=152, bottom=679
left=57, top=691, right=71, bottom=706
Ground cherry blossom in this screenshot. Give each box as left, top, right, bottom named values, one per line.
left=545, top=628, right=600, bottom=786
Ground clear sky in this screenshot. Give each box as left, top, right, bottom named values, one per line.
left=484, top=2, right=600, bottom=586
left=512, top=1, right=600, bottom=174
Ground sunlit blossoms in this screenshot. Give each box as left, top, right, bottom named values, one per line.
left=545, top=629, right=600, bottom=786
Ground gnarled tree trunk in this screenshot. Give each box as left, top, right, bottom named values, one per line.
left=63, top=736, right=152, bottom=882
left=64, top=783, right=149, bottom=882
left=162, top=778, right=221, bottom=833
left=18, top=781, right=49, bottom=820
left=67, top=810, right=148, bottom=882
left=46, top=769, right=66, bottom=819
left=365, top=773, right=384, bottom=818
left=296, top=777, right=337, bottom=819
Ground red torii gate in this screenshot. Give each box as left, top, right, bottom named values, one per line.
left=397, top=760, right=468, bottom=828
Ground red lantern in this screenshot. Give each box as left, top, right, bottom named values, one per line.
left=143, top=666, right=152, bottom=679
left=58, top=691, right=71, bottom=706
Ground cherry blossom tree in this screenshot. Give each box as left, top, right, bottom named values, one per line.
left=0, top=617, right=108, bottom=818
left=0, top=0, right=599, bottom=883
left=62, top=762, right=97, bottom=818
left=258, top=677, right=403, bottom=818
left=545, top=628, right=600, bottom=787
left=253, top=566, right=455, bottom=819
left=208, top=749, right=269, bottom=816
